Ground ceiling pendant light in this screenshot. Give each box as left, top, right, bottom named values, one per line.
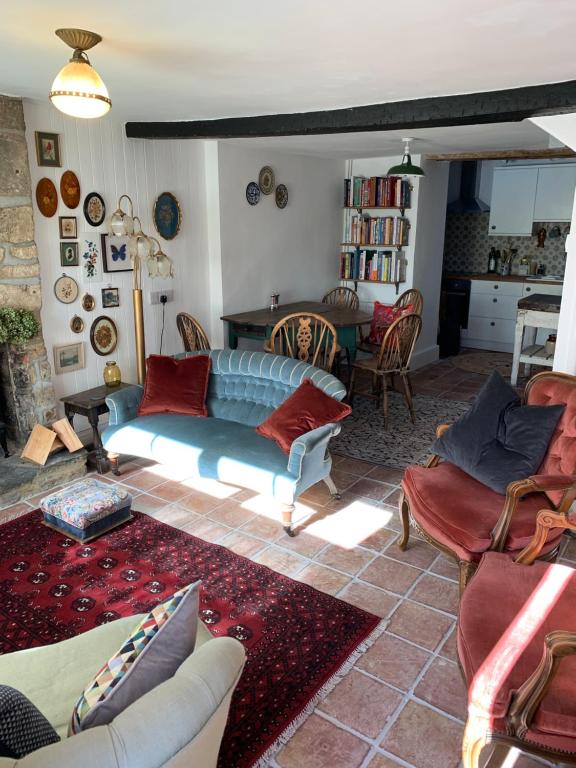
left=49, top=28, right=111, bottom=119
left=387, top=138, right=425, bottom=177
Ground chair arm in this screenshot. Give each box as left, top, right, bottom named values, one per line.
left=287, top=423, right=341, bottom=478
left=425, top=424, right=450, bottom=468
left=105, top=385, right=144, bottom=426
left=517, top=508, right=576, bottom=565
left=491, top=474, right=576, bottom=553
left=508, top=630, right=576, bottom=739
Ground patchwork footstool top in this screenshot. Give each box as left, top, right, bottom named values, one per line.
left=40, top=479, right=132, bottom=542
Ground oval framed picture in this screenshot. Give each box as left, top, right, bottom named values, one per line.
left=246, top=181, right=260, bottom=206
left=36, top=178, right=58, bottom=217
left=83, top=192, right=106, bottom=227
left=153, top=192, right=181, bottom=240
left=60, top=170, right=81, bottom=209
left=258, top=166, right=275, bottom=195
left=70, top=315, right=84, bottom=333
left=275, top=183, right=288, bottom=209
left=54, top=274, right=79, bottom=304
left=90, top=315, right=118, bottom=356
left=82, top=293, right=96, bottom=312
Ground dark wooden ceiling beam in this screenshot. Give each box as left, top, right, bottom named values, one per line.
left=428, top=148, right=576, bottom=161
left=126, top=80, right=576, bottom=140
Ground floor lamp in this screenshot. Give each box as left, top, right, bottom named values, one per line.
left=108, top=195, right=174, bottom=384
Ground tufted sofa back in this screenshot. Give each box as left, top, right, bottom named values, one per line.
left=177, top=349, right=347, bottom=427
left=526, top=371, right=576, bottom=504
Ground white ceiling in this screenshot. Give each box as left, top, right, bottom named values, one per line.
left=0, top=0, right=575, bottom=124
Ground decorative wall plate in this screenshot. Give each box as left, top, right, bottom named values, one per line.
left=90, top=315, right=118, bottom=356
left=60, top=170, right=81, bottom=209
left=83, top=192, right=106, bottom=227
left=275, top=184, right=289, bottom=209
left=153, top=192, right=181, bottom=240
left=82, top=293, right=96, bottom=311
left=54, top=274, right=79, bottom=304
left=246, top=182, right=260, bottom=206
left=70, top=315, right=84, bottom=333
left=258, top=166, right=275, bottom=195
left=36, top=178, right=58, bottom=217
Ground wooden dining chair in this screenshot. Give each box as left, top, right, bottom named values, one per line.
left=265, top=312, right=338, bottom=372
left=348, top=312, right=422, bottom=428
left=358, top=288, right=423, bottom=354
left=176, top=312, right=211, bottom=352
left=322, top=286, right=360, bottom=311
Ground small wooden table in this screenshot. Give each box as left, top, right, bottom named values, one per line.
left=221, top=301, right=373, bottom=361
left=511, top=294, right=561, bottom=386
left=60, top=383, right=133, bottom=474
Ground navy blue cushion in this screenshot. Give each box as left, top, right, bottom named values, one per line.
left=432, top=371, right=565, bottom=494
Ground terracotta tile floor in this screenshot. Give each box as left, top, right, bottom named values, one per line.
left=0, top=356, right=566, bottom=768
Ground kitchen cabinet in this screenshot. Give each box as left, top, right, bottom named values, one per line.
left=488, top=168, right=538, bottom=236
left=533, top=165, right=576, bottom=221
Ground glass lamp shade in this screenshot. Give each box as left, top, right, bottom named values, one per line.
left=109, top=208, right=133, bottom=236
left=49, top=59, right=111, bottom=119
left=147, top=239, right=174, bottom=279
left=387, top=153, right=425, bottom=177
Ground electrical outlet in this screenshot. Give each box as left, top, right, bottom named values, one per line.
left=149, top=289, right=174, bottom=305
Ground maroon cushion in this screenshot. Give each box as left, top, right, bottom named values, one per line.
left=402, top=462, right=558, bottom=561
left=138, top=355, right=211, bottom=417
left=256, top=378, right=351, bottom=454
left=458, top=552, right=576, bottom=744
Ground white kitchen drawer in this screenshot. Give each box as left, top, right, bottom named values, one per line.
left=522, top=282, right=563, bottom=297
left=471, top=279, right=523, bottom=297
left=463, top=316, right=517, bottom=344
left=469, top=292, right=519, bottom=320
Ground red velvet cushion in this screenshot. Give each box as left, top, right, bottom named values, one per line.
left=256, top=378, right=351, bottom=453
left=368, top=302, right=395, bottom=344
left=138, top=355, right=211, bottom=416
left=458, top=552, right=576, bottom=742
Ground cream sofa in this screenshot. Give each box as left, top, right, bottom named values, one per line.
left=0, top=615, right=245, bottom=767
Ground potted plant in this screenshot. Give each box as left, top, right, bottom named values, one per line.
left=0, top=308, right=40, bottom=345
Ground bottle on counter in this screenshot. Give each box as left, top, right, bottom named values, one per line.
left=518, top=256, right=530, bottom=276
left=487, top=247, right=497, bottom=273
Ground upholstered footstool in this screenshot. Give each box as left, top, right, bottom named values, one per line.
left=40, top=479, right=132, bottom=542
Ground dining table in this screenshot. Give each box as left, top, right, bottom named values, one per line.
left=221, top=300, right=373, bottom=361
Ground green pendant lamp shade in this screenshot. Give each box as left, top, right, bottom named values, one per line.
left=387, top=138, right=425, bottom=177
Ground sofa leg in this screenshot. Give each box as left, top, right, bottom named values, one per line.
left=108, top=452, right=121, bottom=476
left=458, top=560, right=477, bottom=596
left=323, top=474, right=341, bottom=500
left=282, top=505, right=296, bottom=537
left=398, top=492, right=411, bottom=551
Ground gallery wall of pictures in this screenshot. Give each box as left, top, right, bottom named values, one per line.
left=24, top=100, right=210, bottom=431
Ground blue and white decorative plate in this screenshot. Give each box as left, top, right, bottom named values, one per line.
left=246, top=181, right=261, bottom=206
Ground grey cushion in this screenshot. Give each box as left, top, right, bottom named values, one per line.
left=433, top=371, right=565, bottom=494
left=0, top=686, right=59, bottom=758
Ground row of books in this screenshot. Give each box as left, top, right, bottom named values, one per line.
left=343, top=212, right=409, bottom=246
left=339, top=250, right=406, bottom=283
left=343, top=176, right=411, bottom=209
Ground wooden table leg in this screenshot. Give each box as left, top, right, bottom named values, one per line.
left=228, top=323, right=239, bottom=349
left=87, top=410, right=107, bottom=474
left=511, top=311, right=525, bottom=386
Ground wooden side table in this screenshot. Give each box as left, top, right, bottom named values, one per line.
left=60, top=383, right=133, bottom=474
left=511, top=294, right=560, bottom=386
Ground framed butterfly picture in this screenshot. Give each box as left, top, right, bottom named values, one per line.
left=101, top=234, right=132, bottom=273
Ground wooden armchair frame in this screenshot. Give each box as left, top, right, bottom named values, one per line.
left=462, top=509, right=576, bottom=768
left=176, top=312, right=211, bottom=352
left=400, top=370, right=576, bottom=593
left=266, top=312, right=338, bottom=372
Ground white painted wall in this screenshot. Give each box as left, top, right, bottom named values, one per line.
left=23, top=100, right=210, bottom=428
left=216, top=143, right=343, bottom=345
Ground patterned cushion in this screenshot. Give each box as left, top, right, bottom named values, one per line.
left=70, top=581, right=200, bottom=733
left=0, top=685, right=59, bottom=758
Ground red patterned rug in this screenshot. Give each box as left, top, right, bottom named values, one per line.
left=0, top=510, right=380, bottom=767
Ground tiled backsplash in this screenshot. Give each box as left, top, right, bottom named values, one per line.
left=443, top=212, right=569, bottom=275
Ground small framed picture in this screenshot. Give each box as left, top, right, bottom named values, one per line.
left=35, top=131, right=61, bottom=167
left=59, top=216, right=77, bottom=239
left=53, top=342, right=85, bottom=374
left=101, top=287, right=119, bottom=308
left=101, top=234, right=132, bottom=273
left=60, top=242, right=79, bottom=267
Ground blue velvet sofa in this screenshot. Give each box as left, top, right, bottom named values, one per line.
left=102, top=350, right=347, bottom=535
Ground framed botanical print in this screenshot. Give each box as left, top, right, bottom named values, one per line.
left=101, top=287, right=119, bottom=308
left=53, top=342, right=85, bottom=374
left=90, top=316, right=118, bottom=356
left=83, top=192, right=106, bottom=226
left=60, top=242, right=79, bottom=267
left=101, top=234, right=132, bottom=273
left=80, top=236, right=102, bottom=282
left=59, top=216, right=77, bottom=239
left=35, top=131, right=61, bottom=167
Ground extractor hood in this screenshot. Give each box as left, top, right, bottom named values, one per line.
left=447, top=160, right=489, bottom=213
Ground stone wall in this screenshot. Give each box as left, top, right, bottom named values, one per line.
left=0, top=96, right=57, bottom=442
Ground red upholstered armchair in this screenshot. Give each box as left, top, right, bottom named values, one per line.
left=459, top=509, right=576, bottom=767
left=399, top=371, right=576, bottom=592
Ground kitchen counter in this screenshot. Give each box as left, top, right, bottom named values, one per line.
left=445, top=273, right=563, bottom=286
